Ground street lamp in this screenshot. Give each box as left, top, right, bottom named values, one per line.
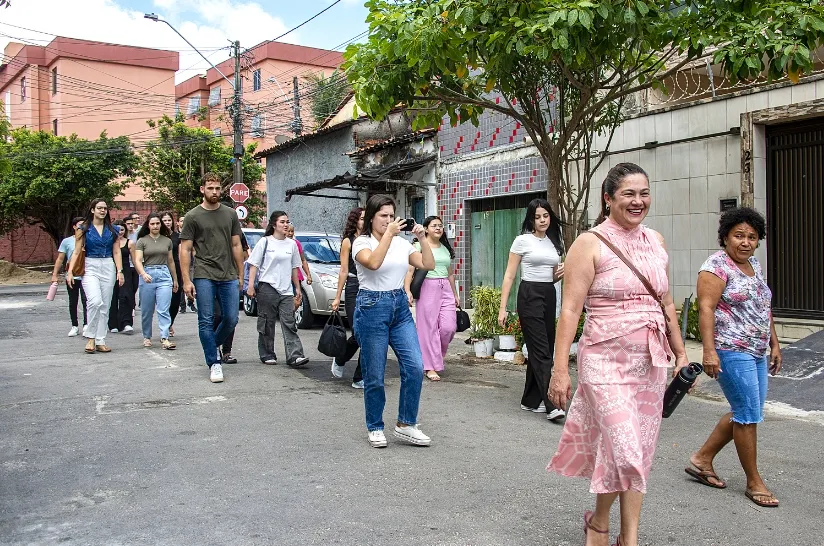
left=143, top=13, right=234, bottom=88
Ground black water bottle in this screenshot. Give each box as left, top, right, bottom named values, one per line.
left=662, top=362, right=704, bottom=418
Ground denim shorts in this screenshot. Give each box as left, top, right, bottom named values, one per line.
left=716, top=349, right=768, bottom=424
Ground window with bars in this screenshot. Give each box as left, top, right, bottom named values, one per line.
left=187, top=96, right=201, bottom=115
left=52, top=68, right=57, bottom=94
left=208, top=86, right=221, bottom=106
left=20, top=77, right=26, bottom=101
left=251, top=114, right=264, bottom=137
left=253, top=69, right=261, bottom=91
left=213, top=128, right=222, bottom=136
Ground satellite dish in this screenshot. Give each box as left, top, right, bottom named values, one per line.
left=274, top=134, right=291, bottom=144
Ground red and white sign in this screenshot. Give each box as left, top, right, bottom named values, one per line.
left=229, top=182, right=250, bottom=203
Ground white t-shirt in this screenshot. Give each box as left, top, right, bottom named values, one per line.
left=510, top=233, right=560, bottom=282
left=352, top=234, right=415, bottom=291
left=247, top=235, right=301, bottom=295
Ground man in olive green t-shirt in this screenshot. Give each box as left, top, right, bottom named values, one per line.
left=180, top=173, right=245, bottom=383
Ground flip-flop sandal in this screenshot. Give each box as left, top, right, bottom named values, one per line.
left=426, top=371, right=441, bottom=381
left=745, top=489, right=779, bottom=507
left=685, top=464, right=727, bottom=489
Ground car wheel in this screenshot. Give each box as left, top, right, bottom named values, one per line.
left=243, top=293, right=258, bottom=317
left=295, top=288, right=314, bottom=329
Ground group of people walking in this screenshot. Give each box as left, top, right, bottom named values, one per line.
left=52, top=165, right=782, bottom=545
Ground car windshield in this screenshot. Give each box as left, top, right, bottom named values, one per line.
left=244, top=231, right=264, bottom=249
left=296, top=236, right=341, bottom=264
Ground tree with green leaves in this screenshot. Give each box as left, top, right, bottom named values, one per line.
left=0, top=128, right=137, bottom=249
left=344, top=0, right=824, bottom=243
left=304, top=70, right=351, bottom=128
left=138, top=114, right=266, bottom=225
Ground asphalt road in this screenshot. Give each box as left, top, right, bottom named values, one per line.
left=2, top=289, right=823, bottom=545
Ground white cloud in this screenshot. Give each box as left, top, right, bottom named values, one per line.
left=0, top=0, right=298, bottom=83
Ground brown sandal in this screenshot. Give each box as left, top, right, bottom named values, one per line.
left=583, top=511, right=608, bottom=545
left=85, top=340, right=95, bottom=354
left=161, top=338, right=176, bottom=350
left=95, top=345, right=111, bottom=353
left=685, top=462, right=727, bottom=489
left=745, top=489, right=779, bottom=507
left=425, top=371, right=441, bottom=381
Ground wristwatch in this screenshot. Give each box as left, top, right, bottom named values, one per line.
left=117, top=269, right=123, bottom=273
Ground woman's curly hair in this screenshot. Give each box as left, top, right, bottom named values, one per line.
left=717, top=207, right=766, bottom=247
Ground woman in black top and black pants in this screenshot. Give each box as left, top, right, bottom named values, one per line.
left=331, top=208, right=365, bottom=388
left=161, top=212, right=183, bottom=336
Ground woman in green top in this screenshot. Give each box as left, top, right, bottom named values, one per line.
left=405, top=215, right=460, bottom=381
left=134, top=212, right=178, bottom=350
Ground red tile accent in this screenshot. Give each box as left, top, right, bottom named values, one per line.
left=516, top=122, right=521, bottom=129
left=440, top=146, right=444, bottom=152
left=512, top=97, right=517, bottom=105
left=495, top=97, right=500, bottom=104
left=470, top=145, right=475, bottom=151
left=509, top=136, right=514, bottom=143
left=491, top=176, right=496, bottom=182
left=532, top=169, right=538, bottom=176
left=489, top=141, right=494, bottom=147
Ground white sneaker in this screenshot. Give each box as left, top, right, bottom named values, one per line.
left=520, top=404, right=535, bottom=411
left=68, top=326, right=79, bottom=337
left=291, top=356, right=309, bottom=367
left=110, top=328, right=119, bottom=333
left=122, top=325, right=134, bottom=335
left=368, top=430, right=387, bottom=448
left=532, top=402, right=547, bottom=413
left=393, top=424, right=431, bottom=446
left=210, top=363, right=224, bottom=383
left=351, top=380, right=364, bottom=389
left=331, top=358, right=344, bottom=378
left=547, top=408, right=566, bottom=421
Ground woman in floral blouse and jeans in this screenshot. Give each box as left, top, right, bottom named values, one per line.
left=686, top=207, right=782, bottom=508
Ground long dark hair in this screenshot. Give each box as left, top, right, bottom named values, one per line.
left=264, top=210, right=288, bottom=236
left=595, top=162, right=649, bottom=226
left=521, top=198, right=564, bottom=255
left=159, top=211, right=177, bottom=233
left=137, top=212, right=171, bottom=239
left=422, top=215, right=455, bottom=259
left=362, top=194, right=395, bottom=237
left=81, top=198, right=114, bottom=237
left=342, top=207, right=364, bottom=240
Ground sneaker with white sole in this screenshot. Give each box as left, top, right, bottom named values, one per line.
left=547, top=408, right=566, bottom=421
left=262, top=358, right=277, bottom=365
left=121, top=325, right=134, bottom=335
left=394, top=424, right=431, bottom=446
left=68, top=326, right=79, bottom=337
left=532, top=402, right=547, bottom=413
left=209, top=363, right=224, bottom=383
left=331, top=358, right=344, bottom=378
left=520, top=404, right=536, bottom=411
left=110, top=328, right=119, bottom=333
left=351, top=380, right=364, bottom=389
left=368, top=430, right=387, bottom=448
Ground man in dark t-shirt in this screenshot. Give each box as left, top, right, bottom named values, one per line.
left=180, top=173, right=245, bottom=383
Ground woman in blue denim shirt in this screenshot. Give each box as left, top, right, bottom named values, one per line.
left=352, top=194, right=435, bottom=448
left=68, top=199, right=125, bottom=354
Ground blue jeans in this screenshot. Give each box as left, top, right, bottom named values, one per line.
left=716, top=349, right=768, bottom=424
left=138, top=266, right=173, bottom=339
left=193, top=279, right=239, bottom=366
left=353, top=288, right=424, bottom=431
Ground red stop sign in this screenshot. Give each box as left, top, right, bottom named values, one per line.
left=230, top=182, right=250, bottom=203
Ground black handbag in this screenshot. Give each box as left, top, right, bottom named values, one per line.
left=318, top=311, right=347, bottom=358
left=409, top=268, right=428, bottom=300
left=456, top=307, right=471, bottom=332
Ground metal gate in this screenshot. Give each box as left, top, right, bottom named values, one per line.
left=766, top=119, right=824, bottom=318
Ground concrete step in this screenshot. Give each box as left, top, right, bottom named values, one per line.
left=775, top=317, right=824, bottom=344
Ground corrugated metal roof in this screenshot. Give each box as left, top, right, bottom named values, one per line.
left=254, top=118, right=361, bottom=158
left=347, top=128, right=437, bottom=156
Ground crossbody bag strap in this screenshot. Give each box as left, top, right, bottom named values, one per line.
left=588, top=230, right=671, bottom=336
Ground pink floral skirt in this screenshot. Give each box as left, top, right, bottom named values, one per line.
left=547, top=328, right=668, bottom=494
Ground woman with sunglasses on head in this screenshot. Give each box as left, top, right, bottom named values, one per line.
left=404, top=216, right=459, bottom=381
left=134, top=212, right=178, bottom=350
left=331, top=207, right=365, bottom=388
left=68, top=198, right=125, bottom=354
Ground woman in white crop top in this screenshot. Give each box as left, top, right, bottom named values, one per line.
left=498, top=198, right=566, bottom=421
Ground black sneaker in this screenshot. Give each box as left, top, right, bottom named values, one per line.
left=222, top=353, right=238, bottom=364
left=289, top=356, right=309, bottom=368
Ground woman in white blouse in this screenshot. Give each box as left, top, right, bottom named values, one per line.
left=498, top=198, right=566, bottom=421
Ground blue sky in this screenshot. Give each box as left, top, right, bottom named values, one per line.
left=0, top=0, right=371, bottom=82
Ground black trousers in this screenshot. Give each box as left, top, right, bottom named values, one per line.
left=66, top=279, right=87, bottom=327
left=116, top=267, right=136, bottom=329
left=169, top=265, right=183, bottom=325
left=517, top=280, right=558, bottom=411
left=342, top=277, right=363, bottom=382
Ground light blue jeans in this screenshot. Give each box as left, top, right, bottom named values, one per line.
left=353, top=288, right=424, bottom=432
left=716, top=349, right=769, bottom=424
left=139, top=265, right=173, bottom=340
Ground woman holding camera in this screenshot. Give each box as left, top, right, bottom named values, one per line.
left=685, top=207, right=781, bottom=508
left=498, top=198, right=566, bottom=420
left=353, top=194, right=434, bottom=448
left=547, top=163, right=688, bottom=546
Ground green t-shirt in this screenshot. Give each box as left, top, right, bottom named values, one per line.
left=414, top=242, right=452, bottom=278
left=135, top=235, right=172, bottom=267
left=180, top=204, right=242, bottom=281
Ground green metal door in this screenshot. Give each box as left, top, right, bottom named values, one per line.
left=471, top=208, right=522, bottom=311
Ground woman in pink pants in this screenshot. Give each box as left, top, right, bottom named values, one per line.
left=405, top=216, right=459, bottom=381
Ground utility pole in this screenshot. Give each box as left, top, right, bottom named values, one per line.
left=231, top=40, right=244, bottom=187
left=290, top=76, right=303, bottom=136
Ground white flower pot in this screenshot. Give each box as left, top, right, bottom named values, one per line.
left=483, top=338, right=494, bottom=355
left=497, top=334, right=517, bottom=350
left=474, top=339, right=494, bottom=358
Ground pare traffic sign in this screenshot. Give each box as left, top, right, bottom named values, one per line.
left=235, top=205, right=248, bottom=220
left=230, top=182, right=250, bottom=203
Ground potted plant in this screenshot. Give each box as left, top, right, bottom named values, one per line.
left=497, top=312, right=522, bottom=351
left=469, top=285, right=501, bottom=357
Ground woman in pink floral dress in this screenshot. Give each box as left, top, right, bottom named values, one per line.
left=548, top=163, right=689, bottom=546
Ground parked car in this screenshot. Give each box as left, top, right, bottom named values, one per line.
left=242, top=230, right=345, bottom=329
left=240, top=228, right=265, bottom=311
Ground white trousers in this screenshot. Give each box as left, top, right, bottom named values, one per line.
left=81, top=258, right=116, bottom=343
